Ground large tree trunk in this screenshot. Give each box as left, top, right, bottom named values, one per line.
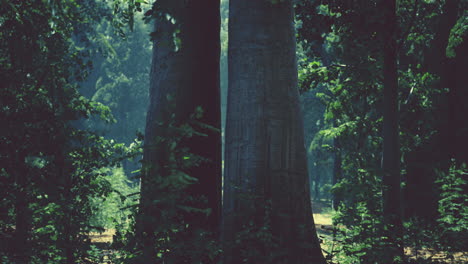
left=381, top=0, right=404, bottom=262
left=137, top=0, right=221, bottom=261
left=222, top=1, right=325, bottom=263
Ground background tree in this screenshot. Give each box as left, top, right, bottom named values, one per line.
left=0, top=1, right=130, bottom=262
left=83, top=16, right=151, bottom=177
left=295, top=0, right=468, bottom=262
left=381, top=0, right=404, bottom=262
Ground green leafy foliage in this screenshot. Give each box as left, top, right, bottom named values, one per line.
left=89, top=167, right=139, bottom=230
left=82, top=12, right=151, bottom=176
left=296, top=0, right=468, bottom=263
left=0, top=0, right=140, bottom=262
left=437, top=161, right=468, bottom=250
left=1, top=0, right=467, bottom=263
left=446, top=13, right=468, bottom=58
left=402, top=161, right=467, bottom=263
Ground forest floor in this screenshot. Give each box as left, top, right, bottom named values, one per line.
left=87, top=202, right=467, bottom=263
left=89, top=229, right=115, bottom=244
left=310, top=200, right=468, bottom=264
left=87, top=203, right=335, bottom=244
left=88, top=230, right=115, bottom=263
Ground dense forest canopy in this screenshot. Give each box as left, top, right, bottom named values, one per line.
left=1, top=0, right=467, bottom=263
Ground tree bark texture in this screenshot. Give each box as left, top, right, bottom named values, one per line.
left=223, top=1, right=325, bottom=263
left=137, top=0, right=221, bottom=260
left=381, top=0, right=404, bottom=262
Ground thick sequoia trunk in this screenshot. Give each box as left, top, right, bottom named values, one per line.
left=223, top=1, right=325, bottom=263
left=137, top=0, right=221, bottom=260
left=181, top=0, right=221, bottom=234
left=381, top=0, right=404, bottom=262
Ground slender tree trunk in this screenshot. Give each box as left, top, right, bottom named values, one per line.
left=432, top=0, right=460, bottom=165
left=223, top=1, right=325, bottom=263
left=332, top=137, right=342, bottom=210
left=137, top=0, right=220, bottom=261
left=381, top=0, right=404, bottom=262
left=14, top=151, right=31, bottom=263
left=53, top=131, right=75, bottom=264
left=405, top=0, right=461, bottom=223
left=314, top=151, right=321, bottom=200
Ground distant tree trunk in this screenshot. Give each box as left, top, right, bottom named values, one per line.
left=223, top=0, right=325, bottom=263
left=332, top=137, right=342, bottom=210
left=381, top=0, right=404, bottom=262
left=431, top=1, right=468, bottom=233
left=13, top=151, right=31, bottom=263
left=429, top=0, right=461, bottom=166
left=137, top=0, right=221, bottom=260
left=314, top=151, right=322, bottom=200
left=450, top=35, right=468, bottom=165
left=404, top=0, right=465, bottom=224
left=405, top=149, right=439, bottom=219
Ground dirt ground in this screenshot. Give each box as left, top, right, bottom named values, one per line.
left=310, top=201, right=468, bottom=264
left=87, top=205, right=467, bottom=264
left=88, top=229, right=115, bottom=244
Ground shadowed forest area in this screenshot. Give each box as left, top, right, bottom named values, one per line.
left=1, top=0, right=467, bottom=263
